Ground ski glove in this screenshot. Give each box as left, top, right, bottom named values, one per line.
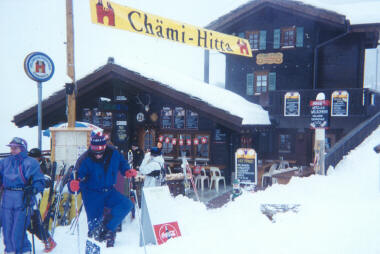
left=69, top=180, right=80, bottom=192
left=125, top=169, right=137, bottom=178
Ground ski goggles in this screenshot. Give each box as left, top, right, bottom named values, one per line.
left=7, top=137, right=28, bottom=150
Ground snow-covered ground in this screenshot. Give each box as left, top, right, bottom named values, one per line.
left=4, top=126, right=379, bottom=254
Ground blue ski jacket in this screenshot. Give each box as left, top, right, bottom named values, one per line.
left=75, top=146, right=131, bottom=191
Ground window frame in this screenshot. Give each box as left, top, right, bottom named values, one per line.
left=246, top=31, right=260, bottom=50
left=278, top=133, right=293, bottom=154
left=281, top=27, right=296, bottom=48
left=254, top=71, right=269, bottom=95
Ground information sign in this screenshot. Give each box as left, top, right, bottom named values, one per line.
left=310, top=100, right=330, bottom=129
left=174, top=107, right=185, bottom=129
left=284, top=92, right=300, bottom=116
left=185, top=110, right=198, bottom=129
left=235, top=148, right=257, bottom=185
left=331, top=90, right=349, bottom=117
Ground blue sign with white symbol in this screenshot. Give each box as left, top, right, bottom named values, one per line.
left=24, top=52, right=54, bottom=82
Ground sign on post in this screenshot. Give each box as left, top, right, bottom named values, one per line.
left=235, top=148, right=257, bottom=186
left=89, top=0, right=252, bottom=57
left=310, top=100, right=330, bottom=129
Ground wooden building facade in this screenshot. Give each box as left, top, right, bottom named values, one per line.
left=206, top=0, right=380, bottom=165
left=13, top=60, right=269, bottom=184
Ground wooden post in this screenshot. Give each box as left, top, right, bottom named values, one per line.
left=313, top=93, right=326, bottom=175
left=66, top=0, right=76, bottom=127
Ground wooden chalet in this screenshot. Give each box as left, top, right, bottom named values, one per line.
left=205, top=0, right=380, bottom=166
left=13, top=59, right=270, bottom=185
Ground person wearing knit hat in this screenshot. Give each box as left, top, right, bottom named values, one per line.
left=1, top=137, right=45, bottom=254
left=69, top=133, right=137, bottom=247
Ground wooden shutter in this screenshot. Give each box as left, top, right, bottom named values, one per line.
left=259, top=30, right=267, bottom=50
left=273, top=29, right=280, bottom=49
left=268, top=72, right=276, bottom=91
left=246, top=73, right=254, bottom=95
left=296, top=27, right=304, bottom=47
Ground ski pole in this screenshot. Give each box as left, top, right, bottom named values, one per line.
left=73, top=167, right=80, bottom=254
left=132, top=189, right=147, bottom=254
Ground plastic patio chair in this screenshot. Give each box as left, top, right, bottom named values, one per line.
left=194, top=168, right=209, bottom=191
left=209, top=167, right=226, bottom=192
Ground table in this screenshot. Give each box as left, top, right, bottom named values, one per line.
left=271, top=166, right=314, bottom=184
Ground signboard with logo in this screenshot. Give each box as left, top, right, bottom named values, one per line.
left=140, top=186, right=182, bottom=246
left=235, top=148, right=257, bottom=185
left=89, top=0, right=252, bottom=57
left=24, top=52, right=55, bottom=82
left=284, top=92, right=300, bottom=116
left=310, top=100, right=330, bottom=129
left=331, top=90, right=349, bottom=117
left=153, top=222, right=182, bottom=245
left=256, top=52, right=283, bottom=65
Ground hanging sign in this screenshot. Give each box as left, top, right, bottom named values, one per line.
left=171, top=138, right=177, bottom=145
left=24, top=52, right=55, bottom=82
left=161, top=107, right=173, bottom=129
left=193, top=138, right=199, bottom=145
left=284, top=92, right=300, bottom=116
left=331, top=90, right=349, bottom=117
left=89, top=0, right=252, bottom=57
left=201, top=137, right=207, bottom=144
left=235, top=148, right=257, bottom=185
left=136, top=112, right=145, bottom=122
left=165, top=137, right=170, bottom=144
left=174, top=107, right=185, bottom=129
left=186, top=139, right=192, bottom=146
left=310, top=100, right=330, bottom=129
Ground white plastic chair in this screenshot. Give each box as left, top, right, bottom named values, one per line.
left=209, top=167, right=226, bottom=192
left=261, top=163, right=278, bottom=187
left=194, top=168, right=209, bottom=191
left=278, top=160, right=290, bottom=170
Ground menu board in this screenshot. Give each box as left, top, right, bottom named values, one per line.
left=235, top=148, right=257, bottom=185
left=284, top=92, right=300, bottom=116
left=214, top=128, right=227, bottom=143
left=102, top=112, right=113, bottom=128
left=331, top=91, right=349, bottom=117
left=82, top=108, right=92, bottom=123
left=186, top=110, right=198, bottom=129
left=92, top=108, right=102, bottom=127
left=114, top=113, right=128, bottom=143
left=161, top=107, right=173, bottom=129
left=174, top=107, right=185, bottom=129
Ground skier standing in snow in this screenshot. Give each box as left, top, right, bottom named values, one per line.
left=28, top=148, right=57, bottom=252
left=68, top=133, right=137, bottom=247
left=0, top=137, right=45, bottom=254
left=139, top=147, right=165, bottom=188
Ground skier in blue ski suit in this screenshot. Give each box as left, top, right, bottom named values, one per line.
left=69, top=134, right=137, bottom=247
left=0, top=137, right=45, bottom=254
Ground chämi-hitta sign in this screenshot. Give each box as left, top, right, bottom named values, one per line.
left=90, top=0, right=252, bottom=57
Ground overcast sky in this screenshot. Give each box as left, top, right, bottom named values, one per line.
left=0, top=0, right=379, bottom=153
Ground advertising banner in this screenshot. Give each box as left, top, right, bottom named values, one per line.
left=89, top=0, right=252, bottom=57
left=331, top=90, right=349, bottom=117
left=310, top=100, right=330, bottom=129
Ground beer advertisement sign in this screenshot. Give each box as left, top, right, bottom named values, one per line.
left=284, top=92, right=300, bottom=116
left=331, top=90, right=349, bottom=117
left=235, top=148, right=257, bottom=185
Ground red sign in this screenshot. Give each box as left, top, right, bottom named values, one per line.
left=153, top=221, right=181, bottom=245
left=186, top=139, right=192, bottom=146
left=172, top=138, right=177, bottom=145
left=158, top=135, right=164, bottom=142
left=179, top=139, right=184, bottom=146
left=201, top=137, right=207, bottom=144
left=193, top=138, right=199, bottom=145
left=165, top=137, right=170, bottom=144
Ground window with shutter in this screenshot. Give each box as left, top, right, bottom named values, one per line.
left=296, top=27, right=304, bottom=47
left=246, top=31, right=260, bottom=50
left=254, top=71, right=269, bottom=94
left=259, top=30, right=267, bottom=50
left=246, top=73, right=254, bottom=95
left=273, top=29, right=280, bottom=49
left=281, top=27, right=296, bottom=48
left=268, top=72, right=276, bottom=91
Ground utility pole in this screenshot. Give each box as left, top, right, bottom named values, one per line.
left=66, top=0, right=76, bottom=127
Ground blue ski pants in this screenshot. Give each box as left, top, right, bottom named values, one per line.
left=82, top=188, right=134, bottom=232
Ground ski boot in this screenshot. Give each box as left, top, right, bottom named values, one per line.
left=43, top=237, right=57, bottom=253
left=89, top=223, right=107, bottom=242
left=105, top=230, right=116, bottom=248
